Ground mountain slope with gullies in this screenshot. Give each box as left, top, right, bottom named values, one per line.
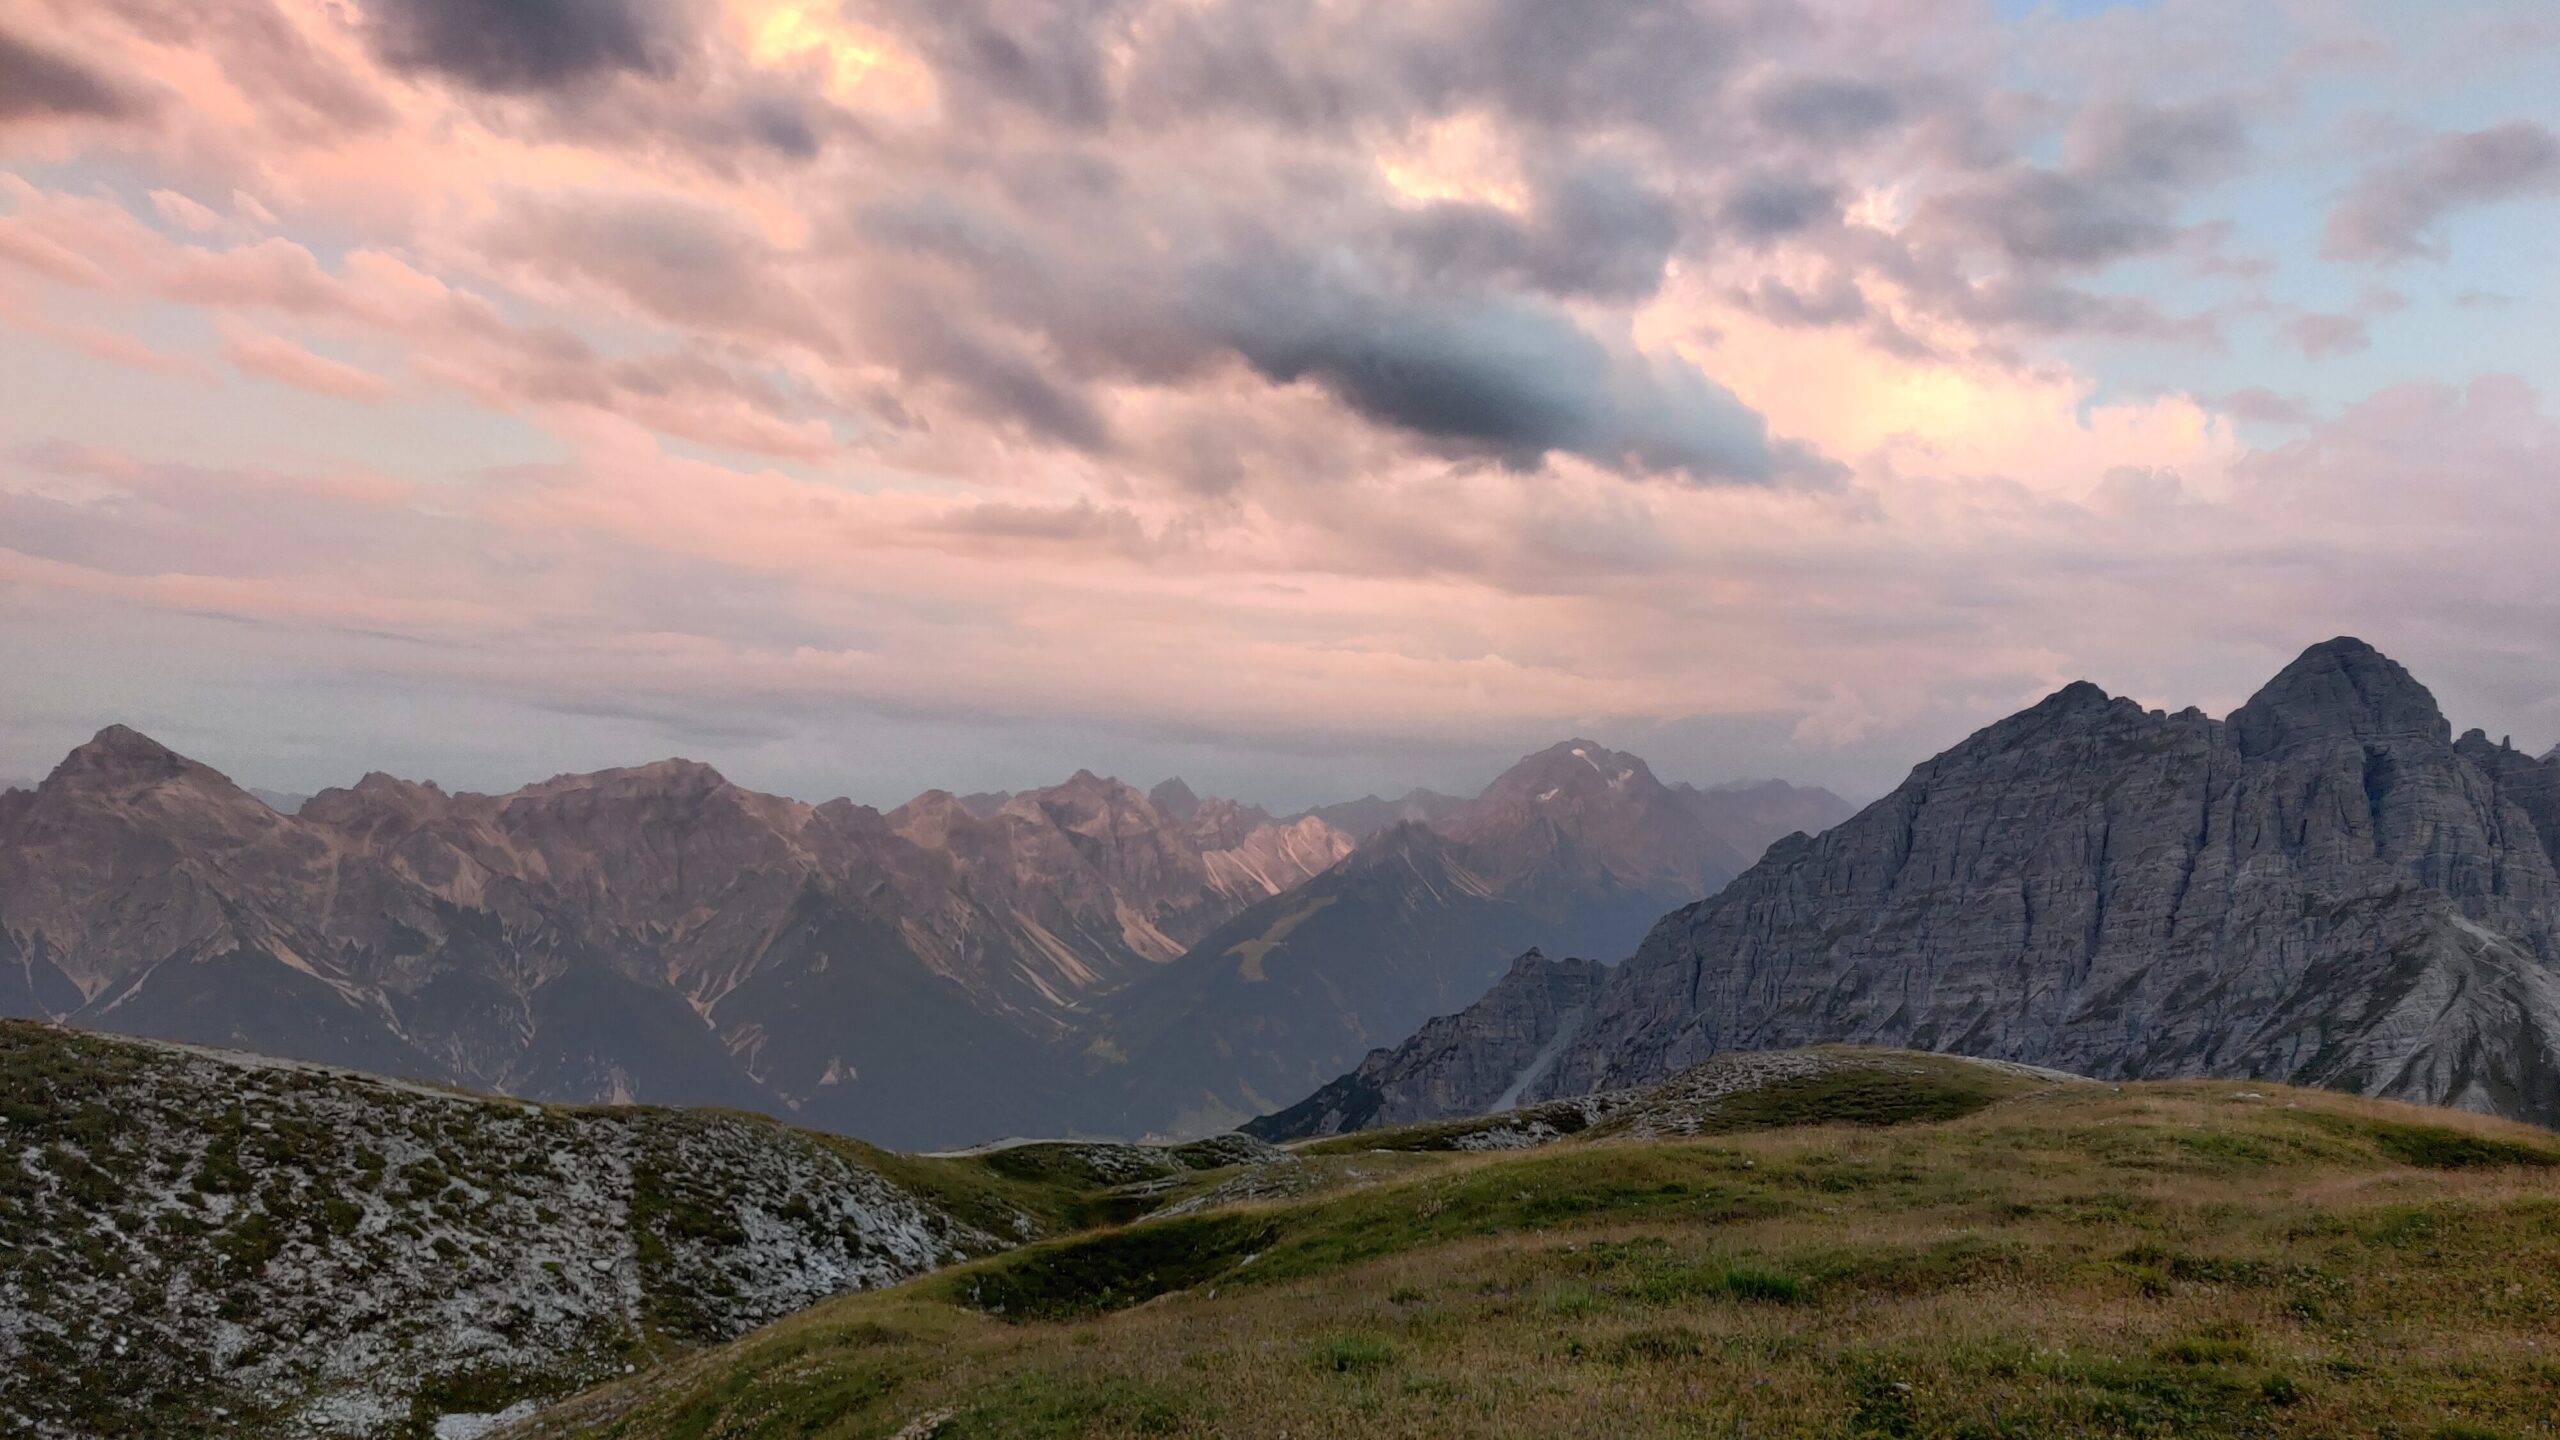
left=1072, top=743, right=1774, bottom=1136
left=1258, top=639, right=2560, bottom=1139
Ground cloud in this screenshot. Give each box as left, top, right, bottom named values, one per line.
left=1186, top=249, right=1780, bottom=482
left=479, top=189, right=833, bottom=352
left=2280, top=312, right=2368, bottom=360
left=2325, top=120, right=2560, bottom=262
left=96, top=0, right=393, bottom=137
left=362, top=0, right=694, bottom=94
left=1718, top=171, right=1841, bottom=240
left=1391, top=163, right=1681, bottom=301
left=1748, top=74, right=1902, bottom=145
left=1736, top=269, right=1866, bottom=328
left=1923, top=165, right=2176, bottom=268
left=0, top=26, right=151, bottom=126
left=219, top=323, right=398, bottom=401
left=2218, top=387, right=2315, bottom=426
left=2064, top=94, right=2247, bottom=189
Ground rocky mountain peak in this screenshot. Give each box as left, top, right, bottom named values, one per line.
left=2230, top=636, right=2450, bottom=757
left=1476, top=740, right=1660, bottom=806
left=511, top=757, right=734, bottom=803
left=621, top=757, right=731, bottom=792
left=300, top=772, right=454, bottom=835
left=2043, top=679, right=2113, bottom=711
left=1448, top=739, right=1738, bottom=897
left=2545, top=743, right=2560, bottom=765
left=1337, top=820, right=1458, bottom=874
left=51, top=724, right=192, bottom=784
left=1149, top=777, right=1202, bottom=821
left=32, top=728, right=280, bottom=834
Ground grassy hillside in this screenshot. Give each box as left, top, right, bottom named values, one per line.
left=508, top=1072, right=2560, bottom=1440
left=0, top=1022, right=1262, bottom=1440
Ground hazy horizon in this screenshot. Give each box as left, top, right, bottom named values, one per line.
left=3, top=715, right=1886, bottom=817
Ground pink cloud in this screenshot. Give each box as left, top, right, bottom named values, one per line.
left=0, top=0, right=2554, bottom=791
left=219, top=320, right=396, bottom=401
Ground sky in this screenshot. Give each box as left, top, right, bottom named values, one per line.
left=1, top=0, right=2556, bottom=811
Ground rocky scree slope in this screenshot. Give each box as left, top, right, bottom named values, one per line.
left=0, top=1020, right=1030, bottom=1440
left=1263, top=639, right=2560, bottom=1137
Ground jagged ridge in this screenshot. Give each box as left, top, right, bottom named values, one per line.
left=1265, top=638, right=2560, bottom=1136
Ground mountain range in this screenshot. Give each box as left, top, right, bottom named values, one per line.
left=0, top=730, right=1843, bottom=1147
left=1254, top=638, right=2560, bottom=1139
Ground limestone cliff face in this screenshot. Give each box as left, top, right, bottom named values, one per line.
left=1267, top=639, right=2560, bottom=1135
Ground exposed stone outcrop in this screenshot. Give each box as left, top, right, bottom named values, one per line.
left=0, top=1021, right=1013, bottom=1440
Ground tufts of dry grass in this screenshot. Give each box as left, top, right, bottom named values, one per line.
left=508, top=1080, right=2560, bottom=1440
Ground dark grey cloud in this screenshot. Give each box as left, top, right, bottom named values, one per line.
left=1946, top=276, right=2207, bottom=343
left=908, top=0, right=1787, bottom=140
left=1391, top=164, right=1680, bottom=301
left=1185, top=245, right=1777, bottom=482
left=888, top=313, right=1117, bottom=452
left=363, top=0, right=692, bottom=94
left=2324, top=120, right=2560, bottom=262
left=1748, top=74, right=1901, bottom=144
left=0, top=27, right=149, bottom=125
left=1718, top=171, right=1840, bottom=239
left=1426, top=0, right=1777, bottom=132
left=854, top=171, right=1787, bottom=480
left=2065, top=94, right=2247, bottom=189
left=876, top=0, right=1126, bottom=128
left=1736, top=269, right=1865, bottom=327
left=1923, top=165, right=2175, bottom=268
left=1877, top=91, right=2248, bottom=339
left=544, top=66, right=848, bottom=167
